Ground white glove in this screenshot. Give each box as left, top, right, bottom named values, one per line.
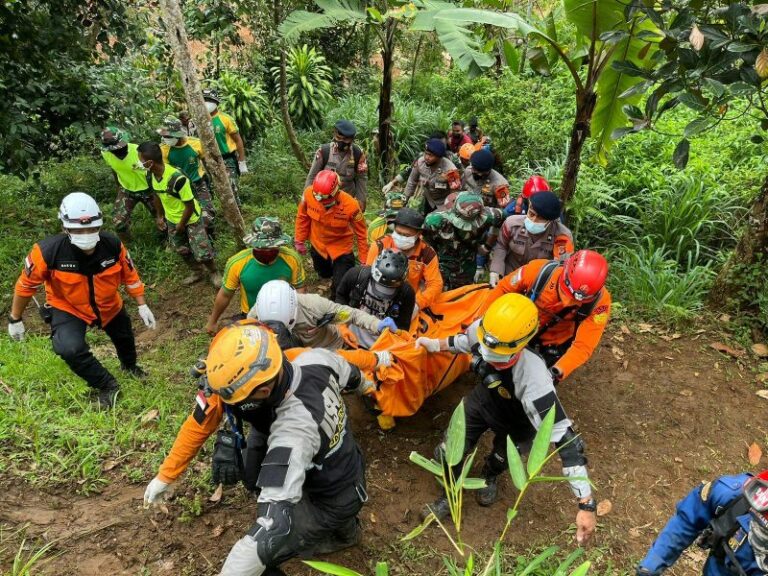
left=375, top=351, right=393, bottom=368
left=138, top=304, right=156, bottom=329
left=238, top=160, right=249, bottom=174
left=415, top=337, right=441, bottom=353
left=143, top=476, right=170, bottom=506
left=8, top=319, right=25, bottom=341
left=382, top=181, right=396, bottom=194
left=474, top=267, right=485, bottom=283
left=489, top=272, right=500, bottom=287
left=358, top=377, right=376, bottom=396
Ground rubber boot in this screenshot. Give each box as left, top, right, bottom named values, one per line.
left=421, top=496, right=450, bottom=522
left=475, top=473, right=500, bottom=507
left=313, top=518, right=362, bottom=555
left=96, top=382, right=120, bottom=409
left=182, top=262, right=204, bottom=285
left=121, top=364, right=148, bottom=380
left=204, top=260, right=222, bottom=288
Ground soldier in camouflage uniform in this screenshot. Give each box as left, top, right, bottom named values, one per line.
left=461, top=148, right=511, bottom=210
left=158, top=117, right=215, bottom=234
left=367, top=192, right=407, bottom=244
left=423, top=191, right=503, bottom=290
left=403, top=138, right=461, bottom=215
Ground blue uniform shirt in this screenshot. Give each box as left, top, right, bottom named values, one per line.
left=639, top=473, right=763, bottom=575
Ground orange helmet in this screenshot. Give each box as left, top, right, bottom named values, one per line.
left=205, top=322, right=283, bottom=404
left=459, top=143, right=475, bottom=161
left=312, top=170, right=340, bottom=203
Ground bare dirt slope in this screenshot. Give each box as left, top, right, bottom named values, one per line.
left=2, top=309, right=765, bottom=575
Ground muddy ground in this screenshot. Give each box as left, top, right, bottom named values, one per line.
left=1, top=286, right=765, bottom=575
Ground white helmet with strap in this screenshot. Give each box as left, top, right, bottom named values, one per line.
left=58, top=192, right=103, bottom=229
left=253, top=280, right=298, bottom=330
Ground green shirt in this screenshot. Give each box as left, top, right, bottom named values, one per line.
left=162, top=138, right=205, bottom=182
left=101, top=143, right=148, bottom=192
left=223, top=247, right=306, bottom=313
left=211, top=112, right=239, bottom=156
left=150, top=167, right=200, bottom=225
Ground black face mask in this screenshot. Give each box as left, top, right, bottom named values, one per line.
left=335, top=139, right=351, bottom=152
left=112, top=146, right=129, bottom=160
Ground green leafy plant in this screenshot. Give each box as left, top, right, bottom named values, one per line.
left=211, top=70, right=272, bottom=142
left=7, top=538, right=57, bottom=576
left=271, top=44, right=334, bottom=130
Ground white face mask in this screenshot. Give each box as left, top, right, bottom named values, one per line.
left=68, top=231, right=100, bottom=251
left=478, top=343, right=513, bottom=365
left=205, top=102, right=218, bottom=113
left=161, top=137, right=179, bottom=147
left=524, top=216, right=548, bottom=235
left=392, top=231, right=417, bottom=250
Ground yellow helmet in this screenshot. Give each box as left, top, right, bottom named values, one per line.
left=206, top=322, right=283, bottom=404
left=476, top=294, right=539, bottom=356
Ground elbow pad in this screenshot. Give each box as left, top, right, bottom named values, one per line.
left=249, top=500, right=294, bottom=566
left=556, top=427, right=588, bottom=468
left=343, top=364, right=364, bottom=393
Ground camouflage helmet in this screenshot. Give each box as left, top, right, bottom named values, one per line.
left=244, top=217, right=291, bottom=249
left=101, top=126, right=128, bottom=151
left=445, top=191, right=485, bottom=231
left=157, top=117, right=185, bottom=138
left=381, top=192, right=407, bottom=218
left=202, top=88, right=221, bottom=104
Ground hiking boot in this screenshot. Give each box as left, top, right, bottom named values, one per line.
left=421, top=496, right=450, bottom=522
left=475, top=474, right=500, bottom=507
left=313, top=520, right=362, bottom=555
left=96, top=384, right=120, bottom=409
left=122, top=364, right=148, bottom=380
left=209, top=271, right=222, bottom=289
left=181, top=270, right=204, bottom=285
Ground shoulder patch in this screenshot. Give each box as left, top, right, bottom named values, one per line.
left=24, top=255, right=34, bottom=277
left=592, top=305, right=609, bottom=316
left=353, top=211, right=364, bottom=221
left=193, top=391, right=209, bottom=424
left=701, top=481, right=713, bottom=502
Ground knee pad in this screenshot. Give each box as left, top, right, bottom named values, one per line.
left=249, top=501, right=294, bottom=567
left=555, top=428, right=587, bottom=467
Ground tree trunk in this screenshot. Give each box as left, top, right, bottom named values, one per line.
left=159, top=0, right=246, bottom=244
left=560, top=90, right=597, bottom=206
left=409, top=35, right=423, bottom=96
left=378, top=19, right=397, bottom=182
left=709, top=172, right=768, bottom=315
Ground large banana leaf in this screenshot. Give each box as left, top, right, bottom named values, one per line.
left=434, top=19, right=495, bottom=77
left=279, top=0, right=366, bottom=41
left=563, top=0, right=625, bottom=41
left=592, top=17, right=658, bottom=164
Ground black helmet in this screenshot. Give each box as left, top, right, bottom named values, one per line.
left=394, top=207, right=424, bottom=231
left=371, top=249, right=408, bottom=288
left=202, top=88, right=221, bottom=103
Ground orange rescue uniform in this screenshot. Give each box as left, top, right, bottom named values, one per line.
left=482, top=259, right=611, bottom=380
left=366, top=235, right=443, bottom=310
left=14, top=236, right=145, bottom=326
left=295, top=187, right=369, bottom=263
left=157, top=347, right=378, bottom=483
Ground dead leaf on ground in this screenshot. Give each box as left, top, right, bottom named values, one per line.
left=622, top=360, right=629, bottom=370
left=719, top=314, right=732, bottom=323
left=749, top=442, right=763, bottom=465
left=620, top=325, right=631, bottom=335
left=710, top=342, right=745, bottom=359
left=370, top=512, right=377, bottom=524
left=102, top=459, right=119, bottom=472
left=611, top=346, right=625, bottom=360
left=629, top=527, right=642, bottom=538
left=613, top=334, right=625, bottom=342
left=596, top=499, right=612, bottom=517
left=141, top=409, right=160, bottom=427
left=752, top=343, right=768, bottom=358
left=210, top=483, right=223, bottom=503
left=637, top=323, right=653, bottom=333
left=756, top=390, right=768, bottom=400
left=211, top=525, right=225, bottom=538
left=679, top=389, right=693, bottom=397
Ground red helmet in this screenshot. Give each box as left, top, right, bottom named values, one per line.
left=745, top=471, right=768, bottom=526
left=312, top=170, right=340, bottom=202
left=559, top=250, right=608, bottom=302
left=522, top=175, right=550, bottom=199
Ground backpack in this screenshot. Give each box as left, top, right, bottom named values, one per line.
left=697, top=494, right=750, bottom=576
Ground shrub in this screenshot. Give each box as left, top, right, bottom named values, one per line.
left=272, top=45, right=334, bottom=130
left=211, top=70, right=272, bottom=142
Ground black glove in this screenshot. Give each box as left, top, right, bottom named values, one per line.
left=212, top=429, right=244, bottom=486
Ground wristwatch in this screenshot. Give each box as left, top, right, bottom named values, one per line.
left=7, top=314, right=21, bottom=324
left=578, top=498, right=597, bottom=513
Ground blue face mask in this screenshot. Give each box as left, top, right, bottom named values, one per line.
left=524, top=217, right=547, bottom=235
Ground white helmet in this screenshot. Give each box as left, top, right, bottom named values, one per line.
left=252, top=280, right=298, bottom=330
left=58, top=192, right=103, bottom=229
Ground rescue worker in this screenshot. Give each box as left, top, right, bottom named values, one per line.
left=100, top=127, right=164, bottom=242
left=382, top=131, right=457, bottom=194
left=490, top=190, right=573, bottom=285
left=482, top=250, right=611, bottom=382
left=403, top=138, right=461, bottom=214
left=448, top=120, right=473, bottom=153
left=143, top=322, right=370, bottom=576
left=250, top=280, right=397, bottom=350
left=305, top=119, right=368, bottom=210
left=423, top=191, right=503, bottom=290
left=414, top=294, right=597, bottom=544
left=461, top=149, right=511, bottom=209
left=8, top=193, right=156, bottom=408
left=206, top=218, right=305, bottom=336
left=203, top=88, right=248, bottom=204
left=336, top=250, right=415, bottom=348
left=637, top=470, right=768, bottom=575
left=366, top=207, right=443, bottom=313
left=158, top=116, right=215, bottom=233
left=367, top=193, right=407, bottom=244
left=506, top=175, right=551, bottom=217
left=465, top=116, right=483, bottom=144
left=295, top=170, right=369, bottom=300
left=137, top=142, right=221, bottom=287
left=458, top=143, right=475, bottom=171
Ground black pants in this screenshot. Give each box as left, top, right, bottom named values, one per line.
left=309, top=247, right=355, bottom=300
left=50, top=306, right=136, bottom=391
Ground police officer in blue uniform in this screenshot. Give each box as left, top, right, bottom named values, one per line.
left=637, top=471, right=768, bottom=575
